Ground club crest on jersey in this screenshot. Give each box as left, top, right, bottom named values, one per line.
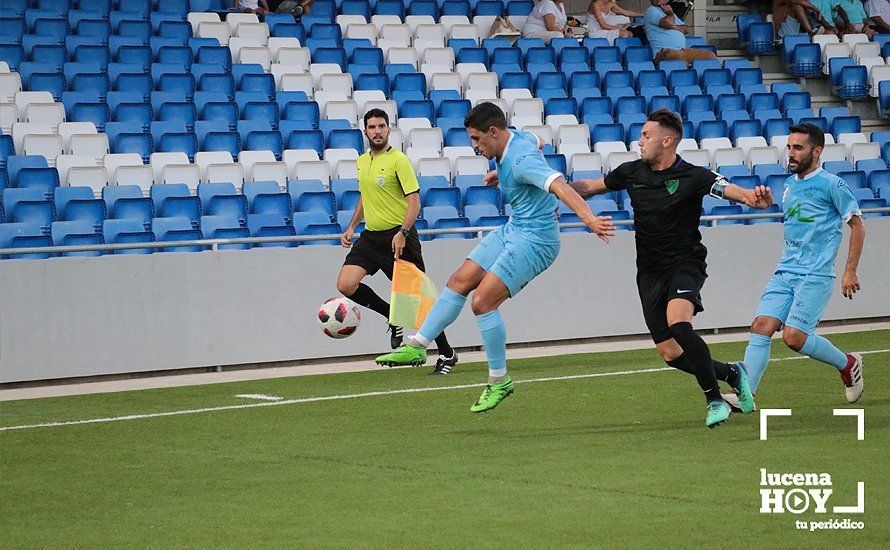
left=664, top=179, right=680, bottom=195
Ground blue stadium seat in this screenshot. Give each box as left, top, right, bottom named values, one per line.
left=855, top=159, right=886, bottom=180
left=6, top=156, right=48, bottom=187
left=0, top=222, right=52, bottom=259
left=244, top=180, right=293, bottom=219
left=2, top=188, right=54, bottom=229
left=201, top=101, right=238, bottom=128
left=151, top=183, right=201, bottom=226
left=463, top=185, right=501, bottom=211
left=151, top=216, right=204, bottom=252
left=409, top=0, right=438, bottom=18
left=50, top=220, right=103, bottom=256
left=16, top=168, right=60, bottom=196
left=715, top=93, right=746, bottom=115
left=375, top=0, right=405, bottom=17
left=291, top=210, right=331, bottom=235
left=747, top=22, right=775, bottom=54
left=158, top=102, right=196, bottom=130
left=829, top=115, right=860, bottom=136
left=327, top=129, right=364, bottom=154
left=200, top=215, right=250, bottom=249
left=197, top=182, right=248, bottom=223
left=839, top=67, right=869, bottom=102
left=288, top=129, right=324, bottom=155
left=103, top=185, right=153, bottom=227
left=791, top=43, right=821, bottom=76
left=54, top=186, right=105, bottom=228
left=158, top=132, right=198, bottom=162
left=400, top=99, right=435, bottom=120
left=464, top=203, right=501, bottom=225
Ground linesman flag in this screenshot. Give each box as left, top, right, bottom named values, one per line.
left=389, top=259, right=439, bottom=329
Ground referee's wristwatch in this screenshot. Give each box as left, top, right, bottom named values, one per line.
left=399, top=228, right=410, bottom=238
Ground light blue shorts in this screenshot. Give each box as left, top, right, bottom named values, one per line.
left=755, top=271, right=835, bottom=333
left=467, top=224, right=560, bottom=297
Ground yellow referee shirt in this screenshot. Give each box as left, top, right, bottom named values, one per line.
left=356, top=147, right=420, bottom=231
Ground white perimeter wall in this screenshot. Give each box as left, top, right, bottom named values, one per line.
left=1, top=219, right=889, bottom=383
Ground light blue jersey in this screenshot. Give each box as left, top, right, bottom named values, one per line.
left=776, top=168, right=861, bottom=278
left=466, top=130, right=562, bottom=296
left=496, top=129, right=560, bottom=245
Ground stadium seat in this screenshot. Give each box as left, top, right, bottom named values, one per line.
left=50, top=220, right=103, bottom=256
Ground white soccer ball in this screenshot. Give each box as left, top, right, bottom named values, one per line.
left=317, top=297, right=361, bottom=339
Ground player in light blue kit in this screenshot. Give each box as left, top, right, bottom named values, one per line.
left=376, top=102, right=616, bottom=412
left=724, top=123, right=866, bottom=410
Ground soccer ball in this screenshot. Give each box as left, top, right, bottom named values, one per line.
left=317, top=297, right=361, bottom=339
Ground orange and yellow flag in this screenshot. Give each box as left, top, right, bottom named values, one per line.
left=389, top=259, right=439, bottom=329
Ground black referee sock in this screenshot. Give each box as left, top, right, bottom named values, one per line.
left=668, top=322, right=722, bottom=403
left=346, top=283, right=391, bottom=320
left=667, top=354, right=736, bottom=384
left=434, top=332, right=454, bottom=357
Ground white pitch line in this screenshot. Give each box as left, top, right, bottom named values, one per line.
left=235, top=394, right=284, bottom=401
left=1, top=350, right=887, bottom=433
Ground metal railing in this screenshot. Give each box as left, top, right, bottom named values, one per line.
left=1, top=208, right=888, bottom=257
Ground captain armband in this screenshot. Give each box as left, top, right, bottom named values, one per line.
left=709, top=174, right=730, bottom=199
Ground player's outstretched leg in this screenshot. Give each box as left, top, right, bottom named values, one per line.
left=788, top=328, right=864, bottom=403
left=375, top=287, right=467, bottom=367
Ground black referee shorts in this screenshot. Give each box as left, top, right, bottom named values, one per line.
left=343, top=226, right=425, bottom=279
left=636, top=261, right=707, bottom=344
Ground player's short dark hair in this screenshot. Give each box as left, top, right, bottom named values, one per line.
left=647, top=109, right=683, bottom=139
left=363, top=108, right=389, bottom=128
left=464, top=102, right=508, bottom=132
left=789, top=123, right=825, bottom=148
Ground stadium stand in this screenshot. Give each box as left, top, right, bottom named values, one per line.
left=0, top=1, right=888, bottom=257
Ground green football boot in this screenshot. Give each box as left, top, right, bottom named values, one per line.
left=375, top=344, right=427, bottom=367
left=706, top=399, right=731, bottom=429
left=470, top=375, right=515, bottom=413
left=729, top=362, right=755, bottom=414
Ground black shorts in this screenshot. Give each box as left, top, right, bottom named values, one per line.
left=636, top=261, right=707, bottom=343
left=343, top=226, right=425, bottom=279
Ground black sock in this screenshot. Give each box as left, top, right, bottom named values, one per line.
left=712, top=359, right=738, bottom=385
left=346, top=283, right=390, bottom=320
left=669, top=322, right=722, bottom=402
left=434, top=332, right=453, bottom=357
left=665, top=354, right=695, bottom=375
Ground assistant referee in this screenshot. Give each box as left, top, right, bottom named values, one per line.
left=336, top=109, right=458, bottom=375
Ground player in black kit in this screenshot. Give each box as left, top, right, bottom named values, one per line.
left=570, top=110, right=775, bottom=428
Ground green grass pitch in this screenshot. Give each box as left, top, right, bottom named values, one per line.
left=1, top=330, right=887, bottom=547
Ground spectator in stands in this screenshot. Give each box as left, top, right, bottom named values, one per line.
left=866, top=0, right=890, bottom=33
left=585, top=0, right=643, bottom=43
left=522, top=0, right=573, bottom=44
left=835, top=0, right=876, bottom=36
left=644, top=0, right=718, bottom=65
left=233, top=0, right=271, bottom=15
left=774, top=0, right=839, bottom=38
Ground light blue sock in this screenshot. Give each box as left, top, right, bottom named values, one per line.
left=744, top=333, right=772, bottom=394
left=476, top=310, right=507, bottom=378
left=413, top=287, right=467, bottom=348
left=800, top=333, right=848, bottom=371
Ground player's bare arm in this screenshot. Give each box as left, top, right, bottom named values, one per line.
left=722, top=184, right=774, bottom=209
left=842, top=215, right=865, bottom=299
left=549, top=178, right=616, bottom=242
left=567, top=177, right=610, bottom=200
